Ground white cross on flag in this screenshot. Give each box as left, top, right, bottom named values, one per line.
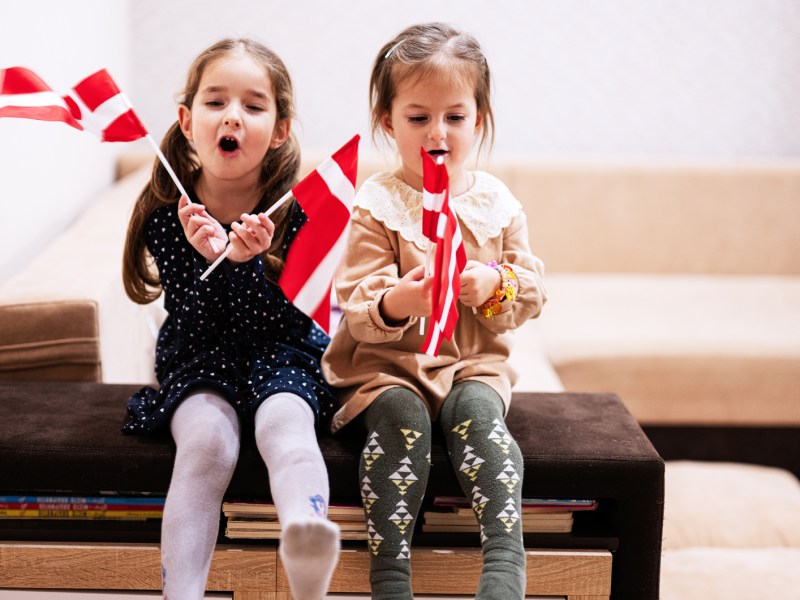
left=0, top=67, right=81, bottom=129
left=420, top=149, right=467, bottom=356
left=63, top=69, right=148, bottom=142
left=279, top=135, right=360, bottom=333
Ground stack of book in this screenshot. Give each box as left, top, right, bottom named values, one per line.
left=422, top=496, right=599, bottom=534
left=222, top=501, right=368, bottom=540
left=0, top=494, right=165, bottom=520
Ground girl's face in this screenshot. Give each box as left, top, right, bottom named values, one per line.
left=381, top=72, right=482, bottom=196
left=179, top=53, right=289, bottom=188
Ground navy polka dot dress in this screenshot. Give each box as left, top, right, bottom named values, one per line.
left=123, top=198, right=337, bottom=436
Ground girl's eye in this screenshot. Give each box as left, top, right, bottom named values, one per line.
left=205, top=101, right=223, bottom=107
left=448, top=115, right=467, bottom=122
left=247, top=105, right=266, bottom=112
left=408, top=116, right=428, bottom=124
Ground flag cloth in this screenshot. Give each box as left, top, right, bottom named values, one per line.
left=279, top=135, right=360, bottom=333
left=63, top=69, right=148, bottom=142
left=420, top=150, right=467, bottom=357
left=421, top=150, right=447, bottom=240
left=0, top=67, right=81, bottom=129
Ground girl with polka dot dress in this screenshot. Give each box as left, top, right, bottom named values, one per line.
left=122, top=38, right=339, bottom=600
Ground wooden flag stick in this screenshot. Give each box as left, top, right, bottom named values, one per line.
left=145, top=134, right=219, bottom=253
left=199, top=188, right=293, bottom=281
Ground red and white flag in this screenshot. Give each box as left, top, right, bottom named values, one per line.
left=421, top=150, right=447, bottom=241
left=279, top=135, right=360, bottom=333
left=0, top=67, right=81, bottom=129
left=63, top=69, right=148, bottom=142
left=420, top=150, right=467, bottom=356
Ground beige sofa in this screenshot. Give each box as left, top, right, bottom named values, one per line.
left=1, top=153, right=799, bottom=598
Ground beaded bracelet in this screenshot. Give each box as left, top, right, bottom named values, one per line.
left=478, top=261, right=519, bottom=318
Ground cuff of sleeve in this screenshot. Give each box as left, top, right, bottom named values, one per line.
left=368, top=288, right=417, bottom=333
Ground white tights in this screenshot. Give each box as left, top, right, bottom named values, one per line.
left=160, top=390, right=339, bottom=600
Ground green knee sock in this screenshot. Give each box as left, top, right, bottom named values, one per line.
left=440, top=381, right=527, bottom=600
left=360, top=388, right=431, bottom=600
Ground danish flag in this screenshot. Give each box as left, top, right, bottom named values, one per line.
left=1, top=67, right=147, bottom=142
left=279, top=135, right=360, bottom=333
left=63, top=69, right=148, bottom=142
left=420, top=149, right=467, bottom=356
left=0, top=67, right=81, bottom=129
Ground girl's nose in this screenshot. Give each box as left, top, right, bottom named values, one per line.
left=224, top=107, right=242, bottom=128
left=428, top=119, right=445, bottom=141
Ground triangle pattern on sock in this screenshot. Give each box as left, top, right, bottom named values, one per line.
left=496, top=497, right=520, bottom=533
left=471, top=485, right=490, bottom=519
left=366, top=518, right=383, bottom=555
left=389, top=457, right=418, bottom=495
left=397, top=539, right=411, bottom=560
left=459, top=445, right=485, bottom=482
left=496, top=458, right=520, bottom=493
left=389, top=499, right=413, bottom=534
left=362, top=431, right=385, bottom=471
left=400, top=428, right=422, bottom=450
left=361, top=475, right=378, bottom=512
left=451, top=419, right=472, bottom=441
left=488, top=418, right=512, bottom=454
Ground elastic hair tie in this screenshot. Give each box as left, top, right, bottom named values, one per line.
left=384, top=39, right=406, bottom=59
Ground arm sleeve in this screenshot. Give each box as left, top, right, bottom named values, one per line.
left=336, top=208, right=418, bottom=344
left=472, top=210, right=548, bottom=334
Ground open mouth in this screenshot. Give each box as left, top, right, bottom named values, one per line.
left=219, top=136, right=239, bottom=153
left=427, top=149, right=447, bottom=157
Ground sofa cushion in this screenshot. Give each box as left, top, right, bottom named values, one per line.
left=0, top=300, right=100, bottom=382
left=0, top=166, right=164, bottom=385
left=660, top=547, right=800, bottom=600
left=662, top=461, right=800, bottom=549
left=507, top=162, right=800, bottom=275
left=527, top=274, right=800, bottom=425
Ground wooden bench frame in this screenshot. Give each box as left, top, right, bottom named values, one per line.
left=0, top=541, right=611, bottom=599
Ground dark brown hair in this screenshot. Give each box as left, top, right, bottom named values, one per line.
left=369, top=22, right=495, bottom=154
left=123, top=38, right=300, bottom=304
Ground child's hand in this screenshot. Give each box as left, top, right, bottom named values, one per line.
left=459, top=260, right=501, bottom=307
left=380, top=265, right=432, bottom=324
left=178, top=196, right=227, bottom=262
left=226, top=212, right=275, bottom=264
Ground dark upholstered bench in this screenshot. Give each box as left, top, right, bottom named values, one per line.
left=0, top=381, right=664, bottom=599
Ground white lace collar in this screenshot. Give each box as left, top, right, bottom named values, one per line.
left=354, top=171, right=522, bottom=250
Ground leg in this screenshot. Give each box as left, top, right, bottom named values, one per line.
left=361, top=388, right=432, bottom=600
left=161, top=390, right=241, bottom=600
left=440, top=381, right=526, bottom=600
left=255, top=392, right=340, bottom=600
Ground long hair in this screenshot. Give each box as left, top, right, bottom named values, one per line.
left=123, top=38, right=300, bottom=304
left=369, top=22, right=495, bottom=155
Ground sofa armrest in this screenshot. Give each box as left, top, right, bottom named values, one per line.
left=0, top=300, right=100, bottom=382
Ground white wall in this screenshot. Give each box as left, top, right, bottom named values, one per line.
left=2, top=1, right=798, bottom=281
left=0, top=1, right=131, bottom=281
left=129, top=0, right=800, bottom=162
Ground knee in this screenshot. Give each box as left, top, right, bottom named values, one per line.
left=440, top=381, right=504, bottom=428
left=366, top=388, right=431, bottom=438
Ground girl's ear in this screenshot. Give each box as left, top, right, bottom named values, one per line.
left=474, top=111, right=484, bottom=135
left=380, top=113, right=395, bottom=139
left=177, top=105, right=192, bottom=141
left=270, top=119, right=290, bottom=148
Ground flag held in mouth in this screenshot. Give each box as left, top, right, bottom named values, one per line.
left=419, top=148, right=467, bottom=357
